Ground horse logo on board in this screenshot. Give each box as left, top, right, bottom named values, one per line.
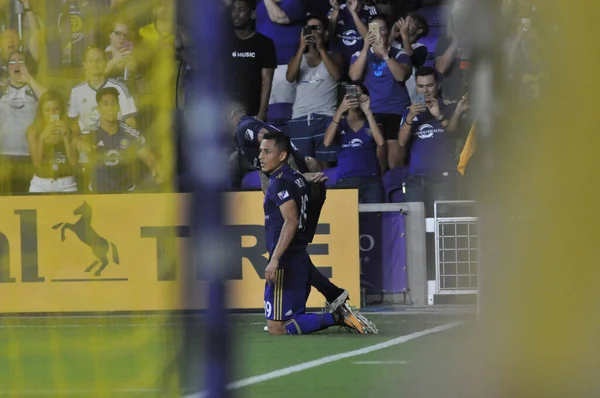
left=52, top=201, right=120, bottom=276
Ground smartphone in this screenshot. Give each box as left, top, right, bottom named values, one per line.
left=415, top=93, right=426, bottom=105
left=122, top=41, right=133, bottom=52
left=303, top=25, right=317, bottom=44
left=302, top=26, right=312, bottom=37
left=368, top=22, right=381, bottom=43
left=346, top=85, right=358, bottom=101
left=51, top=114, right=60, bottom=122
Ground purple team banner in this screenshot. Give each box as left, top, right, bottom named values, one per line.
left=359, top=211, right=408, bottom=294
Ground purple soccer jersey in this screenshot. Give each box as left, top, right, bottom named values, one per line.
left=351, top=47, right=412, bottom=114
left=329, top=3, right=377, bottom=63
left=263, top=165, right=312, bottom=322
left=264, top=165, right=312, bottom=257
left=400, top=102, right=458, bottom=176
left=333, top=118, right=381, bottom=180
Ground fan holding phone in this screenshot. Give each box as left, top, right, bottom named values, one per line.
left=25, top=90, right=79, bottom=193
left=323, top=84, right=386, bottom=203
left=285, top=15, right=344, bottom=164
left=105, top=18, right=137, bottom=82
left=348, top=15, right=413, bottom=171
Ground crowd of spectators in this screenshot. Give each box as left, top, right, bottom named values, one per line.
left=0, top=0, right=545, bottom=216
left=0, top=0, right=186, bottom=195
left=226, top=0, right=545, bottom=216
left=226, top=0, right=470, bottom=216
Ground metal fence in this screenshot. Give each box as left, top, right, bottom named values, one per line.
left=434, top=201, right=478, bottom=295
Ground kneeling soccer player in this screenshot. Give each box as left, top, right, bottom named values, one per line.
left=259, top=133, right=373, bottom=335
left=229, top=107, right=351, bottom=316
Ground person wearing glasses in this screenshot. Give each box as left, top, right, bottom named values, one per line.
left=0, top=0, right=43, bottom=83
left=0, top=51, right=47, bottom=194
left=105, top=17, right=138, bottom=83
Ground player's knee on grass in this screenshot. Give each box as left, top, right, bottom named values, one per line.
left=267, top=320, right=287, bottom=335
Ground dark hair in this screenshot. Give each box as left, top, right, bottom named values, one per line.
left=369, top=15, right=390, bottom=29
left=262, top=132, right=292, bottom=158
left=96, top=87, right=120, bottom=104
left=341, top=83, right=370, bottom=98
left=31, top=90, right=67, bottom=133
left=232, top=0, right=256, bottom=9
left=415, top=66, right=438, bottom=82
left=408, top=13, right=429, bottom=40
left=306, top=14, right=328, bottom=30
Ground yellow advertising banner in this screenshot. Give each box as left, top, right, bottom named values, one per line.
left=0, top=191, right=360, bottom=313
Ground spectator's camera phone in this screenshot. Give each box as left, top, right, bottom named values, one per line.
left=123, top=41, right=133, bottom=52
left=346, top=85, right=359, bottom=101
left=303, top=25, right=317, bottom=38
left=368, top=22, right=381, bottom=43
left=51, top=114, right=60, bottom=122
left=415, top=93, right=426, bottom=105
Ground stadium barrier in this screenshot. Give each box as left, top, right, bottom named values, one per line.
left=433, top=200, right=479, bottom=295
left=359, top=203, right=428, bottom=306
left=0, top=191, right=360, bottom=313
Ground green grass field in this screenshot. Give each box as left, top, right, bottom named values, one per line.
left=0, top=310, right=476, bottom=397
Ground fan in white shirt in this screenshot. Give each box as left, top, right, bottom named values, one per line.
left=0, top=51, right=47, bottom=193
left=68, top=47, right=137, bottom=135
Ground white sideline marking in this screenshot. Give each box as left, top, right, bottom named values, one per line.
left=353, top=361, right=410, bottom=365
left=185, top=321, right=463, bottom=398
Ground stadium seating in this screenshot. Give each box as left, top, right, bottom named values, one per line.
left=383, top=167, right=409, bottom=203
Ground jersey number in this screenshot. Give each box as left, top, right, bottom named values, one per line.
left=298, top=194, right=308, bottom=231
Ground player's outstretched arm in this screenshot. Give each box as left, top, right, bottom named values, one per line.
left=265, top=200, right=299, bottom=284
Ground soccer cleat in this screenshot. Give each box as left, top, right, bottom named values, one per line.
left=336, top=304, right=367, bottom=334
left=324, top=289, right=349, bottom=313
left=351, top=307, right=379, bottom=335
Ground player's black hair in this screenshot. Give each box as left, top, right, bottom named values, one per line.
left=262, top=132, right=292, bottom=159
left=415, top=66, right=439, bottom=82
left=96, top=86, right=120, bottom=104
left=305, top=14, right=328, bottom=31
left=408, top=13, right=430, bottom=40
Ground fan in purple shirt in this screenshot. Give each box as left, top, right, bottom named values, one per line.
left=323, top=84, right=385, bottom=203
left=349, top=15, right=412, bottom=172
left=327, top=0, right=377, bottom=65
left=398, top=66, right=469, bottom=216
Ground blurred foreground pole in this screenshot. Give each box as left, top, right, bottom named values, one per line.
left=469, top=0, right=600, bottom=397
left=183, top=1, right=232, bottom=397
